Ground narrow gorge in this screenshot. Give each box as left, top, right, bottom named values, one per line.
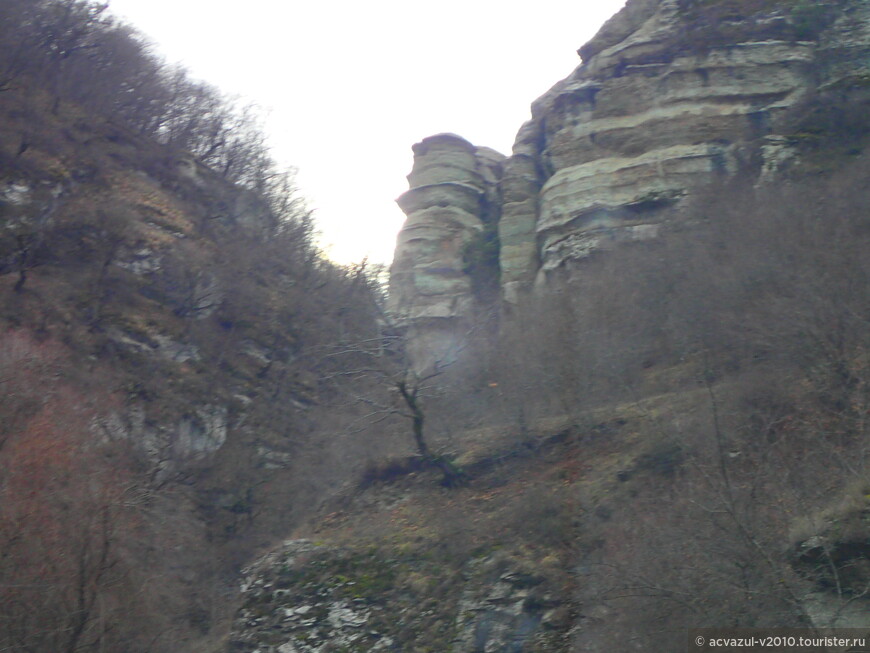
left=1, top=1, right=869, bottom=651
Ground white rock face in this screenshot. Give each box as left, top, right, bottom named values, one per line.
left=389, top=133, right=504, bottom=373
left=390, top=0, right=870, bottom=361
left=495, top=0, right=870, bottom=288
left=521, top=34, right=818, bottom=277
left=94, top=403, right=228, bottom=481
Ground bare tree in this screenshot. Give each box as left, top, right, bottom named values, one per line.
left=315, top=271, right=469, bottom=487
left=0, top=184, right=59, bottom=293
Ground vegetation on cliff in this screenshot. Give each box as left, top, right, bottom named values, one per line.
left=0, top=1, right=392, bottom=650
left=235, top=152, right=870, bottom=652
left=2, top=1, right=869, bottom=652
left=237, top=0, right=870, bottom=647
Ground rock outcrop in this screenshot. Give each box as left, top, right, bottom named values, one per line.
left=388, top=133, right=504, bottom=373
left=390, top=0, right=870, bottom=363
left=229, top=539, right=570, bottom=652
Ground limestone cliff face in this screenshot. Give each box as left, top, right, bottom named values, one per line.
left=388, top=133, right=504, bottom=372
left=506, top=0, right=870, bottom=288
left=390, top=0, right=870, bottom=351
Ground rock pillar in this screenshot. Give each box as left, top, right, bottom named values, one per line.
left=388, top=133, right=503, bottom=374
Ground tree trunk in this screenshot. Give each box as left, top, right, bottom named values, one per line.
left=397, top=379, right=466, bottom=487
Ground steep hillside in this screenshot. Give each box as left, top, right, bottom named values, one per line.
left=233, top=1, right=870, bottom=651
left=0, top=2, right=394, bottom=650
left=3, top=1, right=869, bottom=652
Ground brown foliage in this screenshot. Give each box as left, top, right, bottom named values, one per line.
left=0, top=0, right=297, bottom=203
left=0, top=332, right=134, bottom=650
left=0, top=331, right=217, bottom=652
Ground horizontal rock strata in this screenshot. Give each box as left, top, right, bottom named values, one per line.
left=390, top=0, right=870, bottom=367
left=388, top=133, right=504, bottom=373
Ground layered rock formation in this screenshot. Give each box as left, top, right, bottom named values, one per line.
left=390, top=0, right=870, bottom=361
left=510, top=0, right=851, bottom=286
left=388, top=133, right=504, bottom=372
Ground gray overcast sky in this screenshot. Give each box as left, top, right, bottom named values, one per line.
left=106, top=0, right=627, bottom=265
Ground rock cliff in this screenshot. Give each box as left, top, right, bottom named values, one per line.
left=388, top=133, right=504, bottom=372
left=390, top=0, right=870, bottom=358
left=229, top=2, right=870, bottom=650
